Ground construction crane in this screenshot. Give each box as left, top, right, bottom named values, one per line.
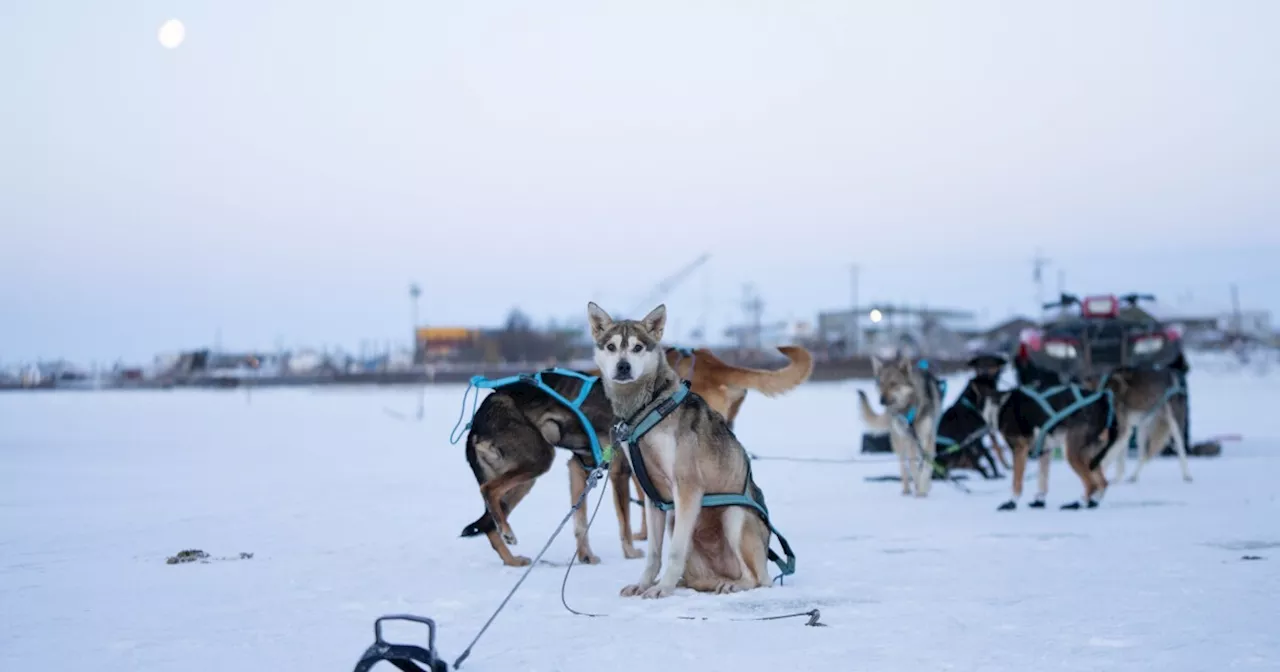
left=627, top=253, right=712, bottom=319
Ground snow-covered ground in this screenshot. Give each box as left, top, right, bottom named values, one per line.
left=2, top=364, right=1279, bottom=671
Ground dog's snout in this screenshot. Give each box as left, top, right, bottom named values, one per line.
left=880, top=394, right=890, bottom=406
left=615, top=360, right=632, bottom=376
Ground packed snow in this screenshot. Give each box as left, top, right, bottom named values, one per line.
left=2, top=361, right=1279, bottom=671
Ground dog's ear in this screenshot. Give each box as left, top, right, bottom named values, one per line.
left=640, top=304, right=666, bottom=341
left=871, top=355, right=884, bottom=375
left=587, top=302, right=613, bottom=340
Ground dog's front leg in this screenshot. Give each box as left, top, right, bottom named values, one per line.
left=1032, top=449, right=1051, bottom=507
left=914, top=428, right=937, bottom=497
left=621, top=503, right=666, bottom=597
left=643, top=487, right=704, bottom=599
left=894, top=436, right=913, bottom=496
left=998, top=437, right=1029, bottom=510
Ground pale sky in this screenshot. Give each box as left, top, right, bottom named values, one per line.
left=2, top=1, right=1278, bottom=364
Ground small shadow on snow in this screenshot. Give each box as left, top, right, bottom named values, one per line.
left=982, top=532, right=1089, bottom=541
left=1105, top=500, right=1186, bottom=509
left=1202, top=540, right=1280, bottom=551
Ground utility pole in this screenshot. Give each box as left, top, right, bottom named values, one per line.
left=1056, top=269, right=1066, bottom=318
left=1229, top=283, right=1242, bottom=336
left=409, top=283, right=422, bottom=359
left=850, top=264, right=860, bottom=356
left=741, top=284, right=764, bottom=352
left=1031, top=249, right=1051, bottom=314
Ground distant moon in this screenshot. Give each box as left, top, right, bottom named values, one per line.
left=158, top=19, right=185, bottom=49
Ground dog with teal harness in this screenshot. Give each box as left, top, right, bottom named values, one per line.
left=450, top=366, right=648, bottom=567
left=609, top=378, right=798, bottom=586
left=994, top=372, right=1120, bottom=511
left=586, top=301, right=796, bottom=594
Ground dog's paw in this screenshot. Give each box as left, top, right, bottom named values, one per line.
left=623, top=546, right=645, bottom=560
left=997, top=500, right=1016, bottom=511
left=1183, top=475, right=1194, bottom=483
left=714, top=582, right=747, bottom=595
left=1060, top=501, right=1082, bottom=510
left=577, top=551, right=601, bottom=565
left=620, top=583, right=649, bottom=597
left=1029, top=499, right=1046, bottom=509
left=641, top=585, right=675, bottom=599
left=914, top=491, right=929, bottom=498
left=1086, top=499, right=1099, bottom=509
left=632, top=529, right=648, bottom=542
left=505, top=555, right=532, bottom=567
left=1126, top=476, right=1138, bottom=484
left=501, top=530, right=518, bottom=546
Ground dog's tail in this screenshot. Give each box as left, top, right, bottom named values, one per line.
left=857, top=389, right=893, bottom=434
left=460, top=511, right=496, bottom=538
left=696, top=346, right=814, bottom=397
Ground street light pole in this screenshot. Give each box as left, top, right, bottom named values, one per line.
left=409, top=282, right=423, bottom=420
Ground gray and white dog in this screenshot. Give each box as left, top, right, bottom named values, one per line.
left=857, top=354, right=945, bottom=497
left=588, top=302, right=774, bottom=598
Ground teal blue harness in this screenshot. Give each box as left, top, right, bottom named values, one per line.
left=611, top=381, right=797, bottom=580
left=1018, top=375, right=1115, bottom=459
left=449, top=367, right=608, bottom=466
left=1143, top=375, right=1185, bottom=421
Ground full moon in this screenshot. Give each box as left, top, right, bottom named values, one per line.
left=158, top=19, right=185, bottom=49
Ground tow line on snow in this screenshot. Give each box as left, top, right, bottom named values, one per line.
left=744, top=451, right=976, bottom=494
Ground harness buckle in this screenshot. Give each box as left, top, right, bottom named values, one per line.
left=610, top=421, right=632, bottom=448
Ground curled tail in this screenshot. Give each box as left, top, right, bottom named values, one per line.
left=858, top=389, right=892, bottom=433
left=696, top=346, right=814, bottom=397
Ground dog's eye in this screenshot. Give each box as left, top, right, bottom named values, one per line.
left=631, top=343, right=643, bottom=353
left=606, top=343, right=617, bottom=352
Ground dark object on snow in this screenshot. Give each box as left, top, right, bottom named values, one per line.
left=165, top=549, right=254, bottom=564
left=166, top=549, right=209, bottom=565
left=1188, top=441, right=1222, bottom=457
left=861, top=433, right=892, bottom=454
left=353, top=615, right=448, bottom=672
left=1241, top=555, right=1264, bottom=561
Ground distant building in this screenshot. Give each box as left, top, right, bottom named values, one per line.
left=815, top=304, right=977, bottom=358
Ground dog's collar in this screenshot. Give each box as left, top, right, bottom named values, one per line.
left=611, top=379, right=690, bottom=448
left=898, top=378, right=948, bottom=426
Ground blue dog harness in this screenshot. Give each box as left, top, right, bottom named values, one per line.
left=1017, top=374, right=1116, bottom=459
left=449, top=367, right=610, bottom=465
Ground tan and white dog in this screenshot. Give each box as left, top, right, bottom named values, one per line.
left=589, top=302, right=778, bottom=598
